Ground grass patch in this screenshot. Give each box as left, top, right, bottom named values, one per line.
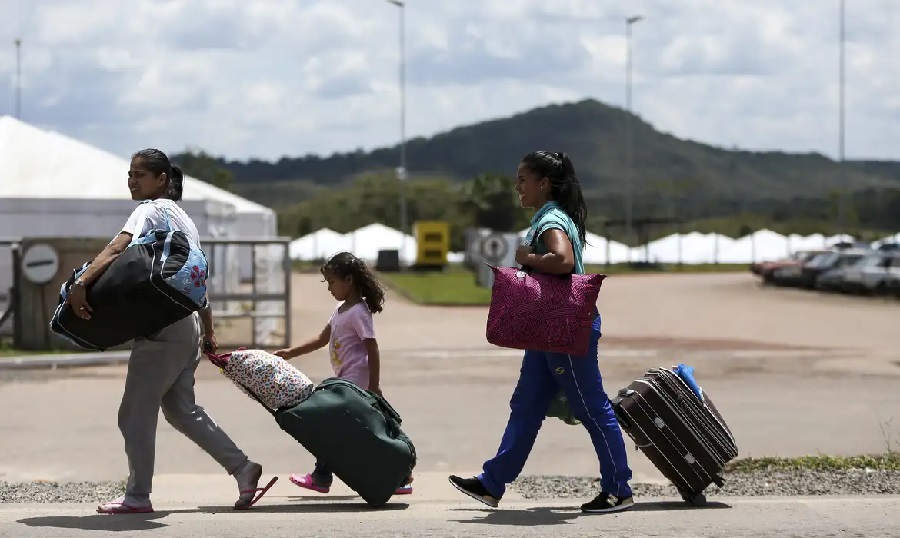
left=725, top=452, right=900, bottom=473
left=378, top=263, right=750, bottom=306
left=380, top=267, right=491, bottom=306
left=0, top=340, right=80, bottom=358
left=0, top=347, right=74, bottom=358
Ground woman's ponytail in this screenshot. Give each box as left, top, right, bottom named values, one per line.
left=167, top=165, right=185, bottom=202
left=521, top=151, right=587, bottom=247
left=556, top=153, right=587, bottom=246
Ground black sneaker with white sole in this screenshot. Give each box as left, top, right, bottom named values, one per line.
left=448, top=475, right=501, bottom=508
left=581, top=492, right=635, bottom=514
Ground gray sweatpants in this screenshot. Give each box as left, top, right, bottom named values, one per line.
left=118, top=313, right=248, bottom=500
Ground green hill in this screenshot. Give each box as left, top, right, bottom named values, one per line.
left=210, top=99, right=899, bottom=205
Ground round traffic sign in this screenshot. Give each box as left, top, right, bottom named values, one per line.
left=480, top=234, right=508, bottom=263
left=21, top=243, right=60, bottom=285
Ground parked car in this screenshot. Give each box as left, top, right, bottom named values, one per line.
left=890, top=275, right=900, bottom=298
left=795, top=249, right=869, bottom=289
left=839, top=252, right=900, bottom=295
left=814, top=265, right=854, bottom=292
left=753, top=250, right=825, bottom=285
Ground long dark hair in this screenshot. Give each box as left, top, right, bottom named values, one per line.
left=321, top=252, right=385, bottom=314
left=132, top=148, right=185, bottom=201
left=521, top=151, right=588, bottom=246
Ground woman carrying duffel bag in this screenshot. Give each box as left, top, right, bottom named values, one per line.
left=63, top=148, right=275, bottom=514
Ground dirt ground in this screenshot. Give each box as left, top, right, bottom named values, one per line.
left=0, top=272, right=898, bottom=484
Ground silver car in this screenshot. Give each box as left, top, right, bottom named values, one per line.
left=840, top=252, right=900, bottom=295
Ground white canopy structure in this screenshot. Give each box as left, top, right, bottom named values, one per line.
left=0, top=115, right=275, bottom=240
left=289, top=228, right=352, bottom=260
left=0, top=116, right=281, bottom=343
left=290, top=224, right=467, bottom=265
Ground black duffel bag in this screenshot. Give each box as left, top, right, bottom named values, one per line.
left=50, top=228, right=209, bottom=351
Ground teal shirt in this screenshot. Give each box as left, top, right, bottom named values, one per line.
left=523, top=201, right=584, bottom=274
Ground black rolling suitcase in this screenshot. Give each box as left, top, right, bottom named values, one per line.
left=612, top=366, right=738, bottom=506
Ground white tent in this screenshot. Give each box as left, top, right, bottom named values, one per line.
left=633, top=232, right=736, bottom=264
left=0, top=115, right=277, bottom=275
left=873, top=233, right=900, bottom=248
left=0, top=115, right=281, bottom=343
left=0, top=115, right=275, bottom=240
left=289, top=228, right=352, bottom=260
left=345, top=223, right=417, bottom=264
left=717, top=229, right=789, bottom=263
left=583, top=232, right=631, bottom=264
left=786, top=233, right=827, bottom=252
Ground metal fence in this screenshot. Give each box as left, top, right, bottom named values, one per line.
left=0, top=236, right=292, bottom=350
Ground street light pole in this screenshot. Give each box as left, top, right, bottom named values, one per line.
left=14, top=38, right=22, bottom=119
left=625, top=15, right=642, bottom=251
left=837, top=0, right=846, bottom=235
left=386, top=0, right=408, bottom=263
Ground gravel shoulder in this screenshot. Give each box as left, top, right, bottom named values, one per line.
left=5, top=467, right=900, bottom=504
left=512, top=469, right=900, bottom=499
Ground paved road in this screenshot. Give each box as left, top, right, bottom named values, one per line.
left=2, top=473, right=899, bottom=537
left=2, top=495, right=899, bottom=538
left=2, top=274, right=898, bottom=483
left=1, top=272, right=899, bottom=536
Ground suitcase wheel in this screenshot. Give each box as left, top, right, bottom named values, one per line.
left=680, top=490, right=707, bottom=507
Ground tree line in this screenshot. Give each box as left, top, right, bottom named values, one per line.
left=175, top=149, right=900, bottom=249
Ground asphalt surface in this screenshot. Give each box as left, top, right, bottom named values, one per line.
left=1, top=272, right=899, bottom=537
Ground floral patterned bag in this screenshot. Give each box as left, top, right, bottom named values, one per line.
left=206, top=348, right=314, bottom=411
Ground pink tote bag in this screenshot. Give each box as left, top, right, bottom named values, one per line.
left=485, top=265, right=605, bottom=356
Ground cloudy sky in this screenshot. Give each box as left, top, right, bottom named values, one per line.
left=1, top=0, right=898, bottom=163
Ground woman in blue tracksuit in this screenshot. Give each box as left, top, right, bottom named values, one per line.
left=449, top=151, right=634, bottom=514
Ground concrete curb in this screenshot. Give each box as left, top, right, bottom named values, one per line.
left=0, top=351, right=130, bottom=370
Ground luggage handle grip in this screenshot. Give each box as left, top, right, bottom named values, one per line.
left=611, top=399, right=632, bottom=430
left=371, top=393, right=403, bottom=426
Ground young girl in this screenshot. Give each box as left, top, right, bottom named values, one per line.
left=274, top=251, right=413, bottom=495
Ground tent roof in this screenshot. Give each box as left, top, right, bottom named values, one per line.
left=0, top=115, right=272, bottom=215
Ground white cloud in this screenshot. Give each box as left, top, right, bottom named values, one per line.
left=0, top=0, right=897, bottom=163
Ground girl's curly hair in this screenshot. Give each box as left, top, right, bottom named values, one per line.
left=321, top=252, right=385, bottom=314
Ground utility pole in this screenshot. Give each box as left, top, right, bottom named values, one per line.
left=385, top=0, right=408, bottom=260
left=625, top=15, right=643, bottom=249
left=837, top=0, right=846, bottom=235
left=14, top=38, right=22, bottom=119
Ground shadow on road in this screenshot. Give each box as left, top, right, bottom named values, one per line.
left=17, top=512, right=170, bottom=532
left=14, top=500, right=411, bottom=531
left=630, top=500, right=732, bottom=512
left=197, top=502, right=410, bottom=513
left=286, top=494, right=361, bottom=502
left=450, top=507, right=578, bottom=526
left=449, top=500, right=732, bottom=526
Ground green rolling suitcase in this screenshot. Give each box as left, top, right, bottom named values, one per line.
left=207, top=351, right=416, bottom=507
left=275, top=378, right=417, bottom=507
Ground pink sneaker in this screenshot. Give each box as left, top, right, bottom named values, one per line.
left=289, top=473, right=330, bottom=494
left=394, top=483, right=413, bottom=495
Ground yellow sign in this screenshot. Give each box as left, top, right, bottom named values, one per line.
left=414, top=221, right=449, bottom=266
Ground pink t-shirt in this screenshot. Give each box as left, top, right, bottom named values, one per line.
left=328, top=302, right=376, bottom=389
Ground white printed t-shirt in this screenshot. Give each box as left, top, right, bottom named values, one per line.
left=118, top=199, right=208, bottom=310
left=328, top=301, right=376, bottom=390
left=120, top=199, right=202, bottom=249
